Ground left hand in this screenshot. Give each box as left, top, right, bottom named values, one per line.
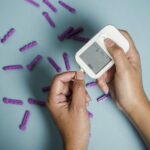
left=47, top=71, right=90, bottom=150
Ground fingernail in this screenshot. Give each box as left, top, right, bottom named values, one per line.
left=76, top=71, right=84, bottom=80
left=104, top=38, right=114, bottom=48
left=104, top=87, right=109, bottom=94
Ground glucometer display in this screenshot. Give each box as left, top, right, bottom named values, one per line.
left=80, top=42, right=111, bottom=74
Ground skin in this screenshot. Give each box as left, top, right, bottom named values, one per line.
left=47, top=71, right=90, bottom=150
left=47, top=30, right=150, bottom=149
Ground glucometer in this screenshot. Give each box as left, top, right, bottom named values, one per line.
left=75, top=25, right=130, bottom=79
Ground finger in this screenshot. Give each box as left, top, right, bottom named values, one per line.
left=106, top=66, right=116, bottom=83
left=104, top=38, right=131, bottom=73
left=56, top=94, right=67, bottom=103
left=71, top=71, right=87, bottom=110
left=68, top=82, right=91, bottom=104
left=68, top=80, right=91, bottom=102
left=50, top=72, right=76, bottom=96
left=47, top=94, right=67, bottom=112
left=97, top=74, right=109, bottom=94
left=62, top=82, right=75, bottom=96
left=61, top=82, right=69, bottom=95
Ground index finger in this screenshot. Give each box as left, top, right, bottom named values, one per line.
left=50, top=71, right=76, bottom=96
left=71, top=72, right=87, bottom=110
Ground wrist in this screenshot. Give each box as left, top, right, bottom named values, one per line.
left=65, top=145, right=87, bottom=150
left=64, top=140, right=88, bottom=150
left=124, top=93, right=150, bottom=117
left=124, top=94, right=150, bottom=147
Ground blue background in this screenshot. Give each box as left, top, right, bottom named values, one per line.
left=0, top=0, right=150, bottom=150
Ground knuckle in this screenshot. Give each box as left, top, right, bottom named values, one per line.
left=76, top=86, right=83, bottom=92
left=74, top=82, right=83, bottom=90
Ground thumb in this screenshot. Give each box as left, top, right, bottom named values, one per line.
left=104, top=38, right=130, bottom=72
left=71, top=71, right=86, bottom=110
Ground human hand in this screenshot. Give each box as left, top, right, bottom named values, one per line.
left=47, top=71, right=90, bottom=150
left=97, top=30, right=147, bottom=113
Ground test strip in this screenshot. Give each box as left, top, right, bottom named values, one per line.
left=42, top=86, right=50, bottom=92
left=86, top=82, right=97, bottom=88
left=28, top=98, right=46, bottom=107
left=66, top=27, right=84, bottom=38
left=58, top=26, right=74, bottom=41
left=58, top=0, right=76, bottom=13
left=2, top=65, right=23, bottom=71
left=97, top=93, right=111, bottom=103
left=1, top=28, right=16, bottom=44
left=88, top=111, right=93, bottom=119
left=63, top=52, right=71, bottom=71
left=19, top=41, right=38, bottom=52
left=72, top=36, right=90, bottom=43
left=47, top=57, right=62, bottom=72
left=25, top=0, right=40, bottom=7
left=19, top=110, right=30, bottom=131
left=43, top=0, right=57, bottom=12
left=42, top=12, right=56, bottom=28
left=3, top=97, right=23, bottom=105
left=27, top=55, right=43, bottom=71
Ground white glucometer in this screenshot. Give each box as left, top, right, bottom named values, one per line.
left=75, top=25, right=130, bottom=79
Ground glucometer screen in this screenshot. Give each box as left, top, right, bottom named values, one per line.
left=80, top=42, right=112, bottom=74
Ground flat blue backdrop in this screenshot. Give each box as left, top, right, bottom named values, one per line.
left=0, top=0, right=150, bottom=150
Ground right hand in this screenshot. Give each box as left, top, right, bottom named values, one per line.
left=97, top=30, right=148, bottom=113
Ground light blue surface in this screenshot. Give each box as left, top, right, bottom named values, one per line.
left=0, top=0, right=150, bottom=150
